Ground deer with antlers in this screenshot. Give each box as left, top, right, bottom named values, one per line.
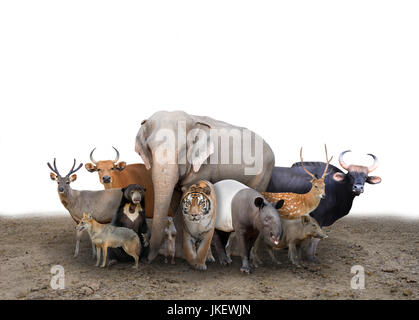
left=48, top=159, right=123, bottom=258
left=262, top=145, right=332, bottom=219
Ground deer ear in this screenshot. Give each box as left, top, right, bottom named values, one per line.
left=115, top=161, right=126, bottom=171
left=70, top=174, right=77, bottom=182
left=366, top=176, right=381, bottom=184
left=301, top=215, right=310, bottom=225
left=50, top=173, right=57, bottom=181
left=85, top=163, right=97, bottom=172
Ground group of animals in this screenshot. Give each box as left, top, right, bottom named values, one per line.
left=48, top=110, right=381, bottom=273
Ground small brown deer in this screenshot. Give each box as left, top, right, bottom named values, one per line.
left=262, top=145, right=332, bottom=219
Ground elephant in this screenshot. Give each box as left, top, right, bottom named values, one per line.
left=135, top=110, right=275, bottom=262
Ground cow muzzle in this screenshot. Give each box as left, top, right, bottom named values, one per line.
left=102, top=176, right=112, bottom=184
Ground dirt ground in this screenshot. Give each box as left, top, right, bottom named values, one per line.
left=0, top=214, right=417, bottom=300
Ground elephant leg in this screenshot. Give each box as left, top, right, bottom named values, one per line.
left=148, top=165, right=179, bottom=262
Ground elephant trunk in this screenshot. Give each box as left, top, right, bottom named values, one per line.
left=148, top=163, right=179, bottom=262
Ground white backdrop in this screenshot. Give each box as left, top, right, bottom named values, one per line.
left=0, top=1, right=417, bottom=217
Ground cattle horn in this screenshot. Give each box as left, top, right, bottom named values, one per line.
left=338, top=150, right=351, bottom=171
left=112, top=146, right=120, bottom=163
left=367, top=153, right=378, bottom=173
left=300, top=147, right=316, bottom=179
left=321, top=144, right=333, bottom=179
left=89, top=148, right=98, bottom=165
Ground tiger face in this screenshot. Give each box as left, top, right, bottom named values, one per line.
left=181, top=181, right=213, bottom=223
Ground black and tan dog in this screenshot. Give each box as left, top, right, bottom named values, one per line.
left=109, top=184, right=149, bottom=263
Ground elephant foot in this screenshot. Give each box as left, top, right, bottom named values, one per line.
left=147, top=249, right=159, bottom=263
left=306, top=255, right=318, bottom=263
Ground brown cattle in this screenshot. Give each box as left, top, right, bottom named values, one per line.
left=85, top=147, right=173, bottom=218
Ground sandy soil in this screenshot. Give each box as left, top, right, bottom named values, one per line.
left=0, top=214, right=417, bottom=300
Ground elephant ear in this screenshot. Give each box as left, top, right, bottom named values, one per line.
left=187, top=121, right=215, bottom=173
left=135, top=120, right=152, bottom=170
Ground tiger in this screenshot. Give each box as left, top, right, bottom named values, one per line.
left=181, top=180, right=217, bottom=270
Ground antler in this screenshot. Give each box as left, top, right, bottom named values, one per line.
left=321, top=144, right=333, bottom=178
left=89, top=148, right=98, bottom=165
left=338, top=150, right=351, bottom=171
left=47, top=158, right=61, bottom=176
left=112, top=146, right=120, bottom=163
left=367, top=153, right=378, bottom=173
left=300, top=147, right=316, bottom=179
left=66, top=159, right=83, bottom=177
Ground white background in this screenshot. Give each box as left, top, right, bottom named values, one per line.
left=0, top=1, right=417, bottom=217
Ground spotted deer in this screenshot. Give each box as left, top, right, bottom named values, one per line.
left=262, top=145, right=332, bottom=219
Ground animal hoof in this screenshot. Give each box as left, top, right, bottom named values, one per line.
left=132, top=265, right=139, bottom=269
left=240, top=267, right=252, bottom=274
left=108, top=259, right=118, bottom=267
left=308, top=256, right=318, bottom=263
left=171, top=260, right=176, bottom=265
